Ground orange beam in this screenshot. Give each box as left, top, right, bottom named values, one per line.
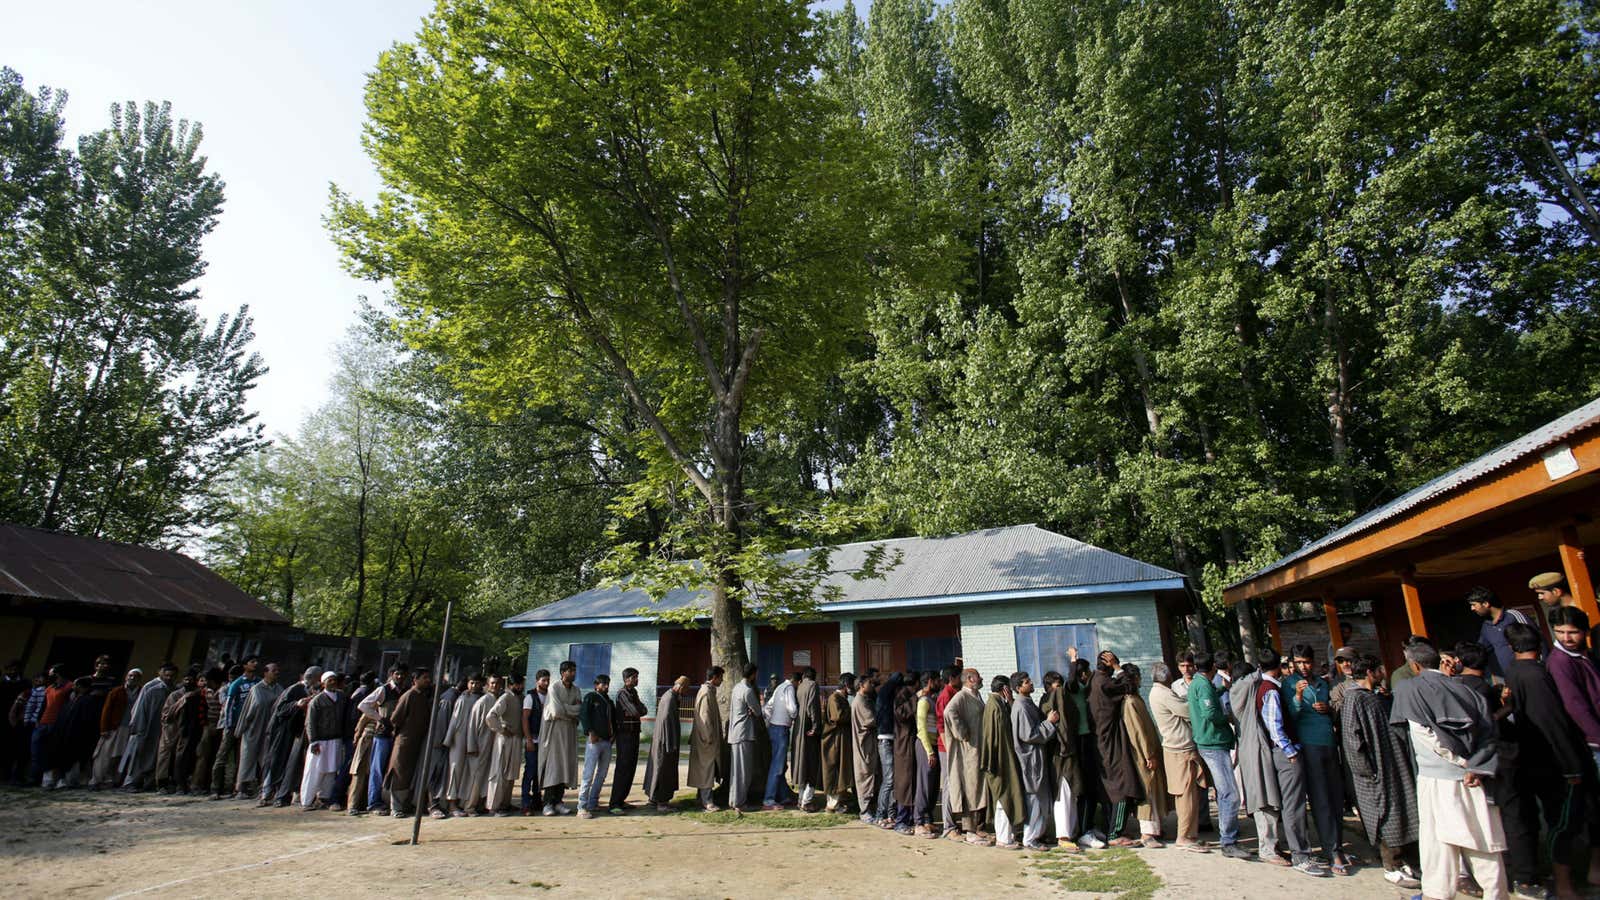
left=1323, top=599, right=1343, bottom=653
left=1400, top=571, right=1426, bottom=638
left=1265, top=600, right=1282, bottom=655
left=1224, top=427, right=1600, bottom=605
left=1558, top=524, right=1600, bottom=624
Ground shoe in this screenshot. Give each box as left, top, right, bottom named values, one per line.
left=1108, top=837, right=1140, bottom=848
left=576, top=809, right=594, bottom=819
left=328, top=804, right=345, bottom=812
left=1140, top=836, right=1165, bottom=849
left=860, top=813, right=877, bottom=825
left=1261, top=855, right=1291, bottom=867
left=1024, top=841, right=1051, bottom=851
left=995, top=840, right=1022, bottom=851
left=493, top=810, right=513, bottom=817
left=521, top=808, right=534, bottom=817
left=1080, top=831, right=1108, bottom=850
left=555, top=803, right=573, bottom=815
left=1292, top=859, right=1330, bottom=878
left=656, top=803, right=673, bottom=812
left=1386, top=869, right=1424, bottom=890
left=1175, top=840, right=1209, bottom=853
left=209, top=793, right=225, bottom=801
left=701, top=803, right=720, bottom=812
left=913, top=825, right=929, bottom=837
left=275, top=798, right=290, bottom=808
left=430, top=810, right=448, bottom=819
left=1457, top=875, right=1484, bottom=898
left=375, top=808, right=391, bottom=817
left=347, top=808, right=366, bottom=816
left=1057, top=838, right=1081, bottom=852
left=452, top=809, right=469, bottom=818
left=922, top=827, right=940, bottom=840
left=608, top=807, right=626, bottom=816
left=894, top=824, right=914, bottom=836
left=1329, top=858, right=1351, bottom=876
left=945, top=829, right=966, bottom=842
left=763, top=804, right=784, bottom=811
left=233, top=792, right=250, bottom=801
left=966, top=833, right=995, bottom=847
left=1219, top=843, right=1252, bottom=861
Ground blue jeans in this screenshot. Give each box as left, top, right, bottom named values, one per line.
left=29, top=724, right=51, bottom=784
left=366, top=735, right=393, bottom=810
left=764, top=724, right=794, bottom=805
left=1198, top=747, right=1240, bottom=846
left=578, top=739, right=612, bottom=811
left=876, top=737, right=895, bottom=819
left=521, top=745, right=539, bottom=810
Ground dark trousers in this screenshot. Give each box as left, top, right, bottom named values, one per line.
left=191, top=727, right=220, bottom=792
left=914, top=742, right=938, bottom=825
left=542, top=782, right=566, bottom=806
left=29, top=724, right=54, bottom=784
left=1301, top=744, right=1344, bottom=858
left=521, top=746, right=540, bottom=810
left=608, top=731, right=640, bottom=809
left=1270, top=748, right=1312, bottom=858
left=1075, top=732, right=1105, bottom=836
left=210, top=732, right=240, bottom=795
left=1507, top=768, right=1585, bottom=883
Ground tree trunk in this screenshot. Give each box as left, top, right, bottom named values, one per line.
left=1322, top=282, right=1356, bottom=509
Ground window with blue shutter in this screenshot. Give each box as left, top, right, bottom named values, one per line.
left=568, top=642, right=613, bottom=688
left=1012, top=625, right=1098, bottom=680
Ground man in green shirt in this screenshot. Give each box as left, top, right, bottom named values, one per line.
left=1186, top=652, right=1248, bottom=859
left=1282, top=644, right=1350, bottom=875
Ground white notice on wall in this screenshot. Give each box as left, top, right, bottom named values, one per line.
left=792, top=650, right=812, bottom=667
left=1544, top=444, right=1579, bottom=480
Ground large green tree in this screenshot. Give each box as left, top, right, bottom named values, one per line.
left=331, top=0, right=890, bottom=670
left=0, top=70, right=264, bottom=543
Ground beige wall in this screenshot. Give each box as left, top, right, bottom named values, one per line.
left=0, top=615, right=197, bottom=676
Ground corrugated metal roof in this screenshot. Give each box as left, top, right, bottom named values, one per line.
left=0, top=523, right=288, bottom=624
left=504, top=524, right=1184, bottom=627
left=1228, top=395, right=1600, bottom=591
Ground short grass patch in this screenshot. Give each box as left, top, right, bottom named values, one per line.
left=682, top=808, right=854, bottom=829
left=1032, top=848, right=1162, bottom=900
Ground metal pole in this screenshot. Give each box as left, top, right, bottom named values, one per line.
left=411, top=600, right=453, bottom=846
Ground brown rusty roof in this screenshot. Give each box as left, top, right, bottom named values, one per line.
left=0, top=523, right=287, bottom=624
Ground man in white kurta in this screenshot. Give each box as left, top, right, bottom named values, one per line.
left=1391, top=646, right=1507, bottom=900
left=443, top=674, right=486, bottom=816
left=463, top=676, right=501, bottom=814
left=484, top=673, right=525, bottom=815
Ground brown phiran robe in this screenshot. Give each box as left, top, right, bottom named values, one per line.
left=1088, top=670, right=1144, bottom=806
left=790, top=676, right=823, bottom=791
left=850, top=692, right=879, bottom=807
left=942, top=687, right=987, bottom=817
left=385, top=683, right=432, bottom=791
left=820, top=688, right=853, bottom=795
left=979, top=692, right=1025, bottom=836
left=1038, top=685, right=1083, bottom=801
left=1121, top=691, right=1169, bottom=826
left=687, top=682, right=722, bottom=790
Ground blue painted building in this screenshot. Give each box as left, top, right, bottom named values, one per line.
left=503, top=524, right=1190, bottom=703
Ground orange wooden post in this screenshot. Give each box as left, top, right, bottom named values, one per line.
left=1400, top=570, right=1427, bottom=638
left=1322, top=598, right=1343, bottom=653
left=1558, top=524, right=1600, bottom=624
left=1265, top=600, right=1282, bottom=655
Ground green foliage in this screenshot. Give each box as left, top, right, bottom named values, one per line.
left=330, top=0, right=896, bottom=668
left=0, top=69, right=265, bottom=543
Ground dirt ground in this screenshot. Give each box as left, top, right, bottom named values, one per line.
left=0, top=773, right=1403, bottom=900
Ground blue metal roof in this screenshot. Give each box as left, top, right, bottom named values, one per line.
left=1227, top=395, right=1600, bottom=592
left=502, top=524, right=1185, bottom=629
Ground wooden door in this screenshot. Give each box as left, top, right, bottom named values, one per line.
left=865, top=640, right=892, bottom=673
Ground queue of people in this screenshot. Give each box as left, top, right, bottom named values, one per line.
left=3, top=572, right=1600, bottom=900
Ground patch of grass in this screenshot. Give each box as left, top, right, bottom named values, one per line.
left=681, top=809, right=854, bottom=829
left=1033, top=848, right=1161, bottom=900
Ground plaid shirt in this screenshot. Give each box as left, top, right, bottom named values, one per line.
left=203, top=687, right=222, bottom=727
left=22, top=686, right=45, bottom=725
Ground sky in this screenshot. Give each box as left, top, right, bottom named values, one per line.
left=2, top=0, right=436, bottom=438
